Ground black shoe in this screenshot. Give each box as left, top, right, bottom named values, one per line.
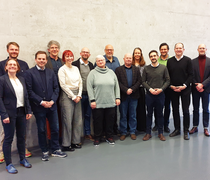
left=164, top=127, right=170, bottom=133
left=114, top=129, right=121, bottom=136
left=71, top=144, right=82, bottom=149
left=184, top=131, right=190, bottom=140
left=169, top=129, right=180, bottom=137
left=94, top=139, right=100, bottom=146
left=62, top=146, right=75, bottom=152
left=152, top=126, right=158, bottom=132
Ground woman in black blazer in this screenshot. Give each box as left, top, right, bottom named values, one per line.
left=0, top=59, right=32, bottom=174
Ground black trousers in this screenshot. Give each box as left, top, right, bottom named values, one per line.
left=92, top=107, right=115, bottom=140
left=2, top=107, right=26, bottom=165
left=171, top=87, right=191, bottom=132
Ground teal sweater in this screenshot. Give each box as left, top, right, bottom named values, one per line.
left=87, top=66, right=120, bottom=108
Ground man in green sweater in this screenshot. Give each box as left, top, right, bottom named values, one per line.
left=142, top=50, right=170, bottom=141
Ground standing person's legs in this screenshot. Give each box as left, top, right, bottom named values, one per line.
left=201, top=91, right=210, bottom=128
left=104, top=107, right=115, bottom=139
left=92, top=108, right=104, bottom=141
left=0, top=123, right=5, bottom=163
left=192, top=90, right=200, bottom=127
left=164, top=88, right=171, bottom=130
left=119, top=98, right=129, bottom=135
left=171, top=91, right=181, bottom=131
left=128, top=97, right=138, bottom=135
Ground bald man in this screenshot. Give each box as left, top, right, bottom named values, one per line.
left=115, top=53, right=142, bottom=141
left=72, top=47, right=94, bottom=141
left=190, top=44, right=210, bottom=137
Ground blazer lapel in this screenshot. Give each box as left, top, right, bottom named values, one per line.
left=122, top=66, right=128, bottom=87
left=195, top=58, right=201, bottom=82
left=5, top=74, right=16, bottom=96
left=45, top=68, right=51, bottom=90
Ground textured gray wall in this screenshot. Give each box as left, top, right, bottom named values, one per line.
left=0, top=0, right=210, bottom=150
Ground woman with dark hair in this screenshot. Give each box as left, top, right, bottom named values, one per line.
left=58, top=50, right=83, bottom=151
left=132, top=47, right=147, bottom=132
left=0, top=59, right=32, bottom=174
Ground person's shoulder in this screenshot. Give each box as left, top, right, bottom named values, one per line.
left=183, top=55, right=191, bottom=61
left=72, top=59, right=80, bottom=65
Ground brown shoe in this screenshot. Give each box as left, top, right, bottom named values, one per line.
left=120, top=135, right=126, bottom=141
left=204, top=129, right=210, bottom=137
left=130, top=134, right=136, bottom=140
left=189, top=127, right=198, bottom=134
left=158, top=134, right=166, bottom=141
left=143, top=134, right=152, bottom=141
left=85, top=135, right=94, bottom=141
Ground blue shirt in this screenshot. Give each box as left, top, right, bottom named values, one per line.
left=103, top=55, right=120, bottom=72
left=50, top=56, right=62, bottom=76
left=125, top=65, right=133, bottom=88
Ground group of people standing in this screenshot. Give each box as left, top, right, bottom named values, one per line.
left=0, top=41, right=209, bottom=174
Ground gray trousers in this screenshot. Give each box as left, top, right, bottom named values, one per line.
left=60, top=90, right=82, bottom=146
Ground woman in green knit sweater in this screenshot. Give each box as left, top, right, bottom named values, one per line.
left=87, top=55, right=120, bottom=146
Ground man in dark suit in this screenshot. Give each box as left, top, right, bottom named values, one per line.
left=0, top=42, right=30, bottom=164
left=72, top=47, right=94, bottom=141
left=115, top=53, right=141, bottom=141
left=25, top=51, right=67, bottom=161
left=190, top=44, right=210, bottom=136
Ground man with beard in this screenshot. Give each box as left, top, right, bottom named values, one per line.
left=0, top=42, right=30, bottom=164
left=72, top=47, right=94, bottom=141
left=142, top=50, right=170, bottom=141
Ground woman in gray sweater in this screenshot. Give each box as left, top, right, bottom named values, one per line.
left=87, top=55, right=120, bottom=146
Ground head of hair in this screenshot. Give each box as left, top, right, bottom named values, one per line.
left=5, top=59, right=21, bottom=73
left=47, top=40, right=60, bottom=49
left=174, top=42, right=184, bottom=49
left=6, top=42, right=19, bottom=50
left=132, top=47, right=146, bottom=67
left=62, top=50, right=74, bottom=62
left=149, top=50, right=158, bottom=57
left=35, top=51, right=47, bottom=59
left=159, top=43, right=169, bottom=50
left=95, top=55, right=105, bottom=62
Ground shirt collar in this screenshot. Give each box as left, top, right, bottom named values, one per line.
left=175, top=55, right=183, bottom=61
left=36, top=65, right=45, bottom=70
left=80, top=58, right=89, bottom=66
left=160, top=54, right=169, bottom=61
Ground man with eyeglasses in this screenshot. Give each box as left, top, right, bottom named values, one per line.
left=72, top=47, right=94, bottom=141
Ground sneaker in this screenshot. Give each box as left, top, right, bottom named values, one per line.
left=25, top=148, right=32, bottom=158
left=42, top=151, right=49, bottom=161
left=6, top=163, right=18, bottom=174
left=94, top=139, right=100, bottom=146
left=106, top=138, right=115, bottom=145
left=0, top=151, right=4, bottom=164
left=52, top=149, right=67, bottom=158
left=20, top=158, right=32, bottom=168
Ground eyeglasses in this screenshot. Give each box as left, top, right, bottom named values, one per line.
left=81, top=51, right=90, bottom=54
left=105, top=49, right=114, bottom=52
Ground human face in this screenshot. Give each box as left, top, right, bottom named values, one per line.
left=35, top=54, right=47, bottom=70
left=174, top=43, right=184, bottom=57
left=124, top=54, right=132, bottom=67
left=80, top=47, right=90, bottom=61
left=96, top=58, right=106, bottom=68
left=65, top=54, right=74, bottom=66
left=5, top=60, right=19, bottom=73
left=7, top=44, right=19, bottom=59
left=104, top=45, right=114, bottom=59
left=133, top=49, right=141, bottom=61
left=48, top=44, right=59, bottom=58
left=198, top=44, right=207, bottom=56
left=160, top=45, right=169, bottom=57
left=149, top=52, right=158, bottom=64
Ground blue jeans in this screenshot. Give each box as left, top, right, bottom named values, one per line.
left=146, top=92, right=165, bottom=134
left=81, top=94, right=92, bottom=135
left=192, top=89, right=209, bottom=128
left=34, top=109, right=60, bottom=152
left=120, top=96, right=138, bottom=135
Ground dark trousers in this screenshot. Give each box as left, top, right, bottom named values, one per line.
left=154, top=87, right=171, bottom=128
left=81, top=94, right=92, bottom=135
left=136, top=87, right=147, bottom=132
left=192, top=89, right=209, bottom=128
left=92, top=107, right=115, bottom=140
left=34, top=109, right=60, bottom=152
left=171, top=87, right=191, bottom=132
left=2, top=107, right=26, bottom=165
left=146, top=92, right=165, bottom=134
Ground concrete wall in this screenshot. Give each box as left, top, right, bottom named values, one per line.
left=0, top=0, right=210, bottom=150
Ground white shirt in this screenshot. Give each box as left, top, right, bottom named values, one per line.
left=10, top=78, right=24, bottom=108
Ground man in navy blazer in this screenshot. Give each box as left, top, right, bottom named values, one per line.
left=190, top=44, right=210, bottom=136
left=0, top=42, right=30, bottom=164
left=25, top=51, right=66, bottom=161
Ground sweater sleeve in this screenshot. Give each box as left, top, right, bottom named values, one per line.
left=184, top=58, right=193, bottom=86
left=142, top=67, right=151, bottom=90
left=161, top=67, right=170, bottom=90
left=58, top=66, right=77, bottom=100
left=87, top=71, right=95, bottom=102
left=113, top=72, right=120, bottom=99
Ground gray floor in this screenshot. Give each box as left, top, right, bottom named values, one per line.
left=1, top=120, right=210, bottom=180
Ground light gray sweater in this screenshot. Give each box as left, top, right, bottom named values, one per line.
left=87, top=66, right=120, bottom=108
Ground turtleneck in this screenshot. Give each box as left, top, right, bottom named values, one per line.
left=198, top=54, right=206, bottom=83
